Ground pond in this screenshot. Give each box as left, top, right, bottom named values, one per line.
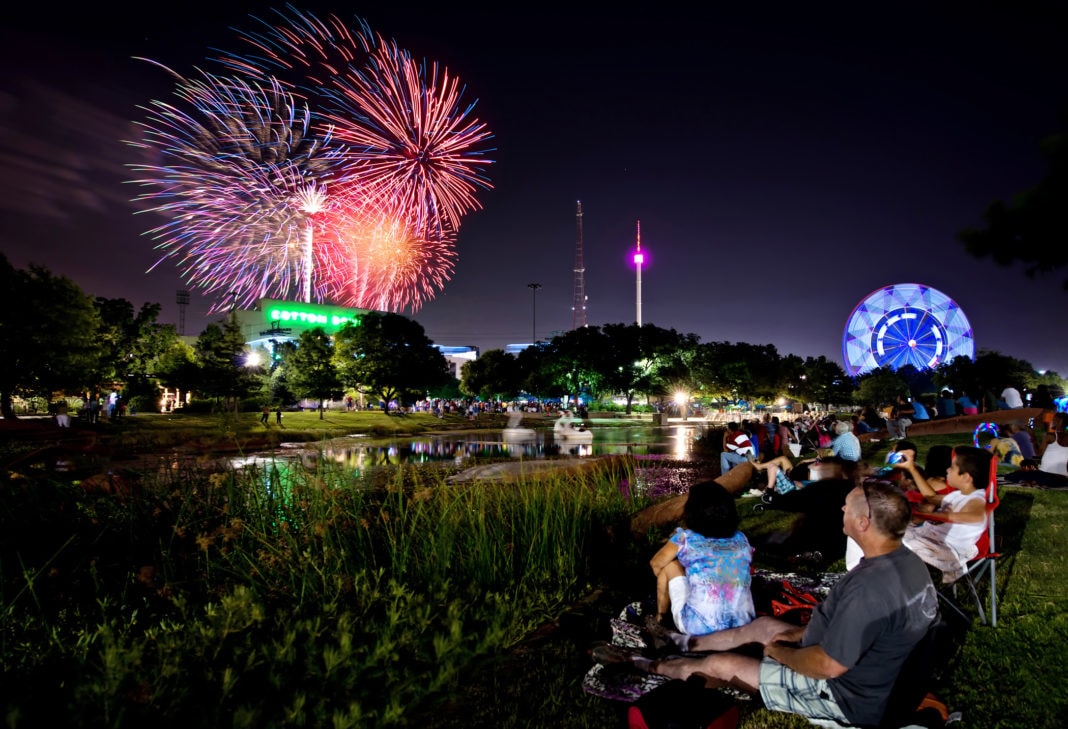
left=230, top=423, right=713, bottom=470
left=226, top=423, right=718, bottom=503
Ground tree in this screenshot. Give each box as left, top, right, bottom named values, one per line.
left=599, top=323, right=692, bottom=413
left=692, top=341, right=782, bottom=404
left=333, top=312, right=449, bottom=413
left=972, top=350, right=1043, bottom=392
left=460, top=349, right=522, bottom=401
left=534, top=326, right=608, bottom=406
left=153, top=337, right=200, bottom=402
left=798, top=355, right=853, bottom=406
left=266, top=340, right=298, bottom=406
left=193, top=314, right=258, bottom=411
left=93, top=298, right=181, bottom=405
left=284, top=328, right=342, bottom=418
left=959, top=123, right=1068, bottom=289
left=0, top=255, right=103, bottom=418
left=852, top=367, right=909, bottom=407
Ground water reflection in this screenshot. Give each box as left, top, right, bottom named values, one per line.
left=238, top=424, right=707, bottom=470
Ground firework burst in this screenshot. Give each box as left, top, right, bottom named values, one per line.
left=131, top=9, right=493, bottom=314
left=219, top=7, right=494, bottom=248
left=326, top=37, right=494, bottom=239
left=127, top=62, right=348, bottom=309
left=316, top=190, right=458, bottom=312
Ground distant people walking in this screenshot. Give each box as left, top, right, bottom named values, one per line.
left=54, top=400, right=70, bottom=428
left=260, top=405, right=270, bottom=425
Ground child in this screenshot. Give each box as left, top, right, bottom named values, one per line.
left=896, top=446, right=990, bottom=582
left=647, top=481, right=755, bottom=637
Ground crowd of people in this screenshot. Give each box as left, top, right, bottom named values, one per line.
left=590, top=392, right=1068, bottom=727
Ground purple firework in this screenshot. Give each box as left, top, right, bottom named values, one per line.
left=127, top=61, right=350, bottom=310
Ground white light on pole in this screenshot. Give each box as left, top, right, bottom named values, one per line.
left=632, top=220, right=644, bottom=326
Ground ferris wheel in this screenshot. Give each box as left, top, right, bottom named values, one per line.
left=842, top=283, right=975, bottom=377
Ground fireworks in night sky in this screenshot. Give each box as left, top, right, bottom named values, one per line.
left=127, top=63, right=348, bottom=310
left=129, top=7, right=493, bottom=313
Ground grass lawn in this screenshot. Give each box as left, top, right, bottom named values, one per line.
left=3, top=420, right=1065, bottom=727
left=413, top=431, right=1068, bottom=728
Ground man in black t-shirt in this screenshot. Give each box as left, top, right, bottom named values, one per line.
left=595, top=479, right=938, bottom=727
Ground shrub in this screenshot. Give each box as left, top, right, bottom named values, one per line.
left=127, top=394, right=159, bottom=413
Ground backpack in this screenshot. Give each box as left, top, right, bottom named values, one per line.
left=627, top=675, right=739, bottom=729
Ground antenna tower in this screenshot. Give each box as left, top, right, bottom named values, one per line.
left=175, top=289, right=190, bottom=335
left=571, top=200, right=587, bottom=329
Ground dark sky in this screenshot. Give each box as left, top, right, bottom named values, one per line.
left=2, top=2, right=1066, bottom=376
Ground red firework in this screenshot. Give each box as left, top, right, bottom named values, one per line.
left=217, top=8, right=494, bottom=308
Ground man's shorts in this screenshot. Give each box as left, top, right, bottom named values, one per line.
left=758, top=657, right=849, bottom=723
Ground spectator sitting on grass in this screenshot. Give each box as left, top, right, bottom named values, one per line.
left=829, top=420, right=862, bottom=462
left=647, top=481, right=755, bottom=638
left=720, top=422, right=755, bottom=475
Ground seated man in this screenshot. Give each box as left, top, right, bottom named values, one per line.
left=829, top=420, right=862, bottom=462
left=720, top=421, right=755, bottom=476
left=596, top=479, right=938, bottom=728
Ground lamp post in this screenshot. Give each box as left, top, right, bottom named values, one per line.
left=527, top=282, right=542, bottom=344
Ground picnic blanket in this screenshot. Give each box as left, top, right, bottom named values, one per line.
left=582, top=570, right=844, bottom=703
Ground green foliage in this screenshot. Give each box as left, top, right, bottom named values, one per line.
left=852, top=366, right=909, bottom=405
left=193, top=313, right=258, bottom=409
left=531, top=327, right=610, bottom=403
left=0, top=457, right=638, bottom=727
left=0, top=254, right=103, bottom=417
left=127, top=394, right=159, bottom=413
left=283, top=328, right=342, bottom=416
left=460, top=348, right=521, bottom=400
left=333, top=312, right=450, bottom=410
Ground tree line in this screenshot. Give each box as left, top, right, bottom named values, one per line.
left=1, top=254, right=1062, bottom=419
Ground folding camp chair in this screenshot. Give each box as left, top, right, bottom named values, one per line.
left=913, top=454, right=1001, bottom=626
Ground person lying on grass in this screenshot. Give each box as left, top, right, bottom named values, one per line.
left=750, top=455, right=846, bottom=499
left=647, top=481, right=755, bottom=638
left=596, top=478, right=938, bottom=729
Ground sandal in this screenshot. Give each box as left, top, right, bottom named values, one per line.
left=642, top=615, right=685, bottom=652
left=589, top=642, right=640, bottom=665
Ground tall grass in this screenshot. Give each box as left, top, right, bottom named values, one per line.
left=0, top=454, right=643, bottom=727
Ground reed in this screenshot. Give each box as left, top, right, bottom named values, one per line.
left=0, top=452, right=642, bottom=727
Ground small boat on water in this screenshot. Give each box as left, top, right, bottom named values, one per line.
left=553, top=410, right=594, bottom=443
left=502, top=412, right=537, bottom=441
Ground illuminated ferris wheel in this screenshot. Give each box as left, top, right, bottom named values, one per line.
left=842, top=283, right=975, bottom=377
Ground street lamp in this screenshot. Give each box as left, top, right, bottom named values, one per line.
left=527, top=283, right=542, bottom=344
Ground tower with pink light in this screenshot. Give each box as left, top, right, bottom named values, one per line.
left=632, top=220, right=645, bottom=326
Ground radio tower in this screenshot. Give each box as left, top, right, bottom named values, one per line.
left=571, top=200, right=587, bottom=329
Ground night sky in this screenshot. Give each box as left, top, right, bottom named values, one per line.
left=2, top=2, right=1066, bottom=376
